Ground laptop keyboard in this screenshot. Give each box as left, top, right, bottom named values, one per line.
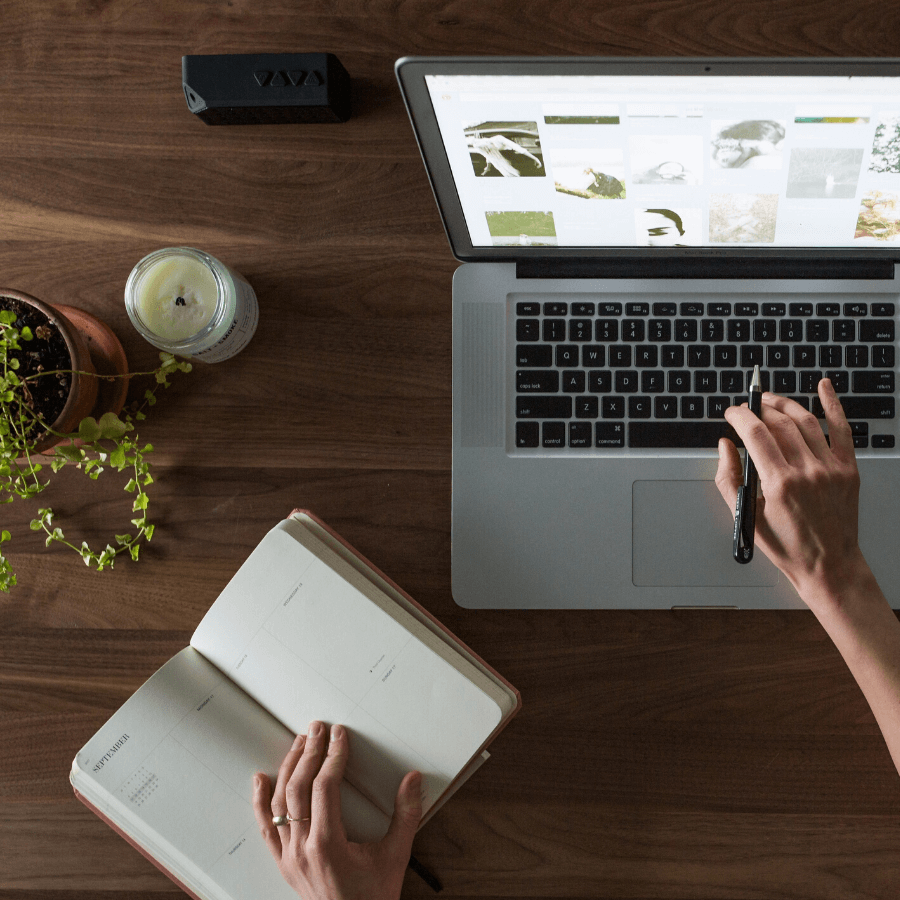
left=513, top=296, right=897, bottom=451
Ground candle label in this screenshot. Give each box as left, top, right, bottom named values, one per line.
left=192, top=277, right=259, bottom=363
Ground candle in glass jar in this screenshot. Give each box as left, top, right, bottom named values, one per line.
left=125, top=247, right=258, bottom=362
left=134, top=254, right=218, bottom=341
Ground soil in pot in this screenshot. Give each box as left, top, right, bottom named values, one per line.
left=1, top=296, right=74, bottom=443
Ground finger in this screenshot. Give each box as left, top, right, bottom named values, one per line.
left=252, top=773, right=284, bottom=863
left=285, top=720, right=328, bottom=835
left=756, top=402, right=813, bottom=468
left=723, top=403, right=787, bottom=483
left=382, top=770, right=423, bottom=859
left=271, top=733, right=307, bottom=849
left=760, top=392, right=830, bottom=460
left=818, top=378, right=857, bottom=466
left=309, top=724, right=350, bottom=846
left=714, top=437, right=743, bottom=509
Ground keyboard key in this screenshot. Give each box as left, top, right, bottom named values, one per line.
left=788, top=396, right=810, bottom=410
left=695, top=371, right=717, bottom=392
left=596, top=422, right=625, bottom=447
left=819, top=345, right=842, bottom=367
left=588, top=370, right=612, bottom=393
left=845, top=346, right=868, bottom=368
left=572, top=302, right=595, bottom=316
left=859, top=320, right=895, bottom=342
left=708, top=396, right=730, bottom=418
left=543, top=319, right=566, bottom=341
left=688, top=345, right=711, bottom=367
left=562, top=371, right=585, bottom=392
left=598, top=302, right=623, bottom=315
left=648, top=319, right=672, bottom=341
left=609, top=346, right=632, bottom=367
left=832, top=320, right=855, bottom=342
left=852, top=372, right=894, bottom=393
left=767, top=345, right=790, bottom=367
left=543, top=302, right=568, bottom=315
left=675, top=319, right=698, bottom=341
left=652, top=302, right=677, bottom=316
left=517, top=370, right=559, bottom=392
left=542, top=422, right=566, bottom=447
left=872, top=303, right=896, bottom=316
left=843, top=302, right=868, bottom=316
left=849, top=422, right=868, bottom=435
left=582, top=345, right=605, bottom=366
left=789, top=303, right=813, bottom=316
left=740, top=345, right=764, bottom=367
left=735, top=302, right=759, bottom=316
left=799, top=370, right=822, bottom=393
left=668, top=371, right=691, bottom=392
left=873, top=435, right=896, bottom=448
left=596, top=318, right=619, bottom=341
left=806, top=319, right=829, bottom=342
left=774, top=371, right=796, bottom=393
left=628, top=396, right=652, bottom=418
left=714, top=345, right=737, bottom=367
left=635, top=345, right=658, bottom=367
left=641, top=371, right=665, bottom=393
left=626, top=302, right=649, bottom=315
left=720, top=370, right=743, bottom=393
left=574, top=396, right=599, bottom=418
left=823, top=370, right=848, bottom=393
left=622, top=319, right=645, bottom=341
left=569, top=422, right=593, bottom=446
left=853, top=435, right=869, bottom=449
left=753, top=319, right=777, bottom=341
left=517, top=396, right=572, bottom=418
left=701, top=319, right=724, bottom=341
left=569, top=319, right=593, bottom=341
left=556, top=345, right=578, bottom=366
left=654, top=396, right=678, bottom=418
left=516, top=302, right=541, bottom=315
left=602, top=396, right=625, bottom=418
left=812, top=396, right=894, bottom=419
left=680, top=302, right=704, bottom=316
left=681, top=396, right=704, bottom=418
left=727, top=319, right=751, bottom=342
left=517, top=319, right=540, bottom=341
left=629, top=422, right=741, bottom=448
left=614, top=370, right=638, bottom=392
left=792, top=345, right=816, bottom=367
left=517, top=344, right=552, bottom=367
left=779, top=319, right=803, bottom=342
left=516, top=421, right=539, bottom=447
left=873, top=345, right=896, bottom=368
left=706, top=302, right=732, bottom=316
left=763, top=302, right=786, bottom=316
left=661, top=345, right=685, bottom=367
left=816, top=303, right=841, bottom=316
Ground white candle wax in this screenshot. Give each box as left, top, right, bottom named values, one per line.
left=134, top=255, right=219, bottom=341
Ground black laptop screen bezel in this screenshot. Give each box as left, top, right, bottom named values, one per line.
left=395, top=56, right=900, bottom=268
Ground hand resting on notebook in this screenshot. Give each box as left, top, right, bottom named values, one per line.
left=253, top=721, right=422, bottom=900
left=716, top=377, right=900, bottom=777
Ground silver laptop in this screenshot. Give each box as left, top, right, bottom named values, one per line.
left=396, top=57, right=900, bottom=609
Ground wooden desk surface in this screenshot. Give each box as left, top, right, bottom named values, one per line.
left=2, top=3, right=899, bottom=898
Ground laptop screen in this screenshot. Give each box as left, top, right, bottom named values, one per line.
left=397, top=58, right=900, bottom=262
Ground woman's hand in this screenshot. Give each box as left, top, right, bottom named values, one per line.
left=253, top=721, right=422, bottom=900
left=715, top=378, right=867, bottom=605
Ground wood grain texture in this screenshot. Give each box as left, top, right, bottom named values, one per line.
left=2, top=1, right=900, bottom=898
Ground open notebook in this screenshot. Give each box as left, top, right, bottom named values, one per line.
left=71, top=510, right=520, bottom=900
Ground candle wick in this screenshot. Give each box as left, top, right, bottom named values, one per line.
left=175, top=296, right=186, bottom=306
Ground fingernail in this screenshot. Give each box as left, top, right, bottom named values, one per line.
left=331, top=724, right=343, bottom=741
left=310, top=721, right=322, bottom=737
left=292, top=733, right=305, bottom=749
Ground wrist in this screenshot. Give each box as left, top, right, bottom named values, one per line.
left=793, top=549, right=882, bottom=618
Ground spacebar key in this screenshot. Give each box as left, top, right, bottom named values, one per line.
left=629, top=422, right=741, bottom=448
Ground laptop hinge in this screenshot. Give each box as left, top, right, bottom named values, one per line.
left=516, top=258, right=896, bottom=280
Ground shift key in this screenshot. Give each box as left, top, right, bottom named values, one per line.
left=517, top=396, right=572, bottom=418
left=812, top=396, right=895, bottom=418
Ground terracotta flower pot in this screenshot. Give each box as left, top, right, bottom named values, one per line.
left=0, top=288, right=99, bottom=455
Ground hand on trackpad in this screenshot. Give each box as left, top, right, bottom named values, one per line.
left=631, top=480, right=779, bottom=587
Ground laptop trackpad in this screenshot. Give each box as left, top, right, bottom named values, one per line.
left=632, top=480, right=779, bottom=587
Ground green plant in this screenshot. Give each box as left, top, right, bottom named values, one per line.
left=0, top=307, right=191, bottom=591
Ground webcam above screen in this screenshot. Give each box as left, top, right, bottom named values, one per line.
left=396, top=56, right=900, bottom=272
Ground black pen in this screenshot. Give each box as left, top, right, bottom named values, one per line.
left=733, top=365, right=762, bottom=564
